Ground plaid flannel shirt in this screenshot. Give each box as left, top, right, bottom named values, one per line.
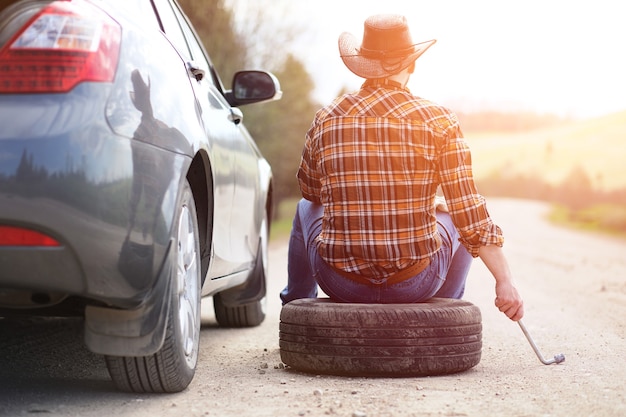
left=298, top=80, right=503, bottom=279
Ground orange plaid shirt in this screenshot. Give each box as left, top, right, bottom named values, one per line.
left=298, top=79, right=503, bottom=279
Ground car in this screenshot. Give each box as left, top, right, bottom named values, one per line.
left=0, top=0, right=281, bottom=393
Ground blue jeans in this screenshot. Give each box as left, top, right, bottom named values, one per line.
left=280, top=199, right=473, bottom=304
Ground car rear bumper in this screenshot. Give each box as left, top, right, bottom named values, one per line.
left=0, top=188, right=173, bottom=308
left=0, top=87, right=189, bottom=310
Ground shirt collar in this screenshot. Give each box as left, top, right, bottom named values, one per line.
left=362, top=78, right=411, bottom=93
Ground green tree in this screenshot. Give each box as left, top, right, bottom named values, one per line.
left=243, top=54, right=320, bottom=204
left=178, top=0, right=321, bottom=209
left=556, top=165, right=595, bottom=211
left=177, top=0, right=246, bottom=84
left=220, top=0, right=296, bottom=71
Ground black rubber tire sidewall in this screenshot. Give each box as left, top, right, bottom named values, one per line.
left=279, top=298, right=482, bottom=377
left=106, top=180, right=201, bottom=393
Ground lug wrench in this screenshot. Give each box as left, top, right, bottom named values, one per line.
left=518, top=320, right=565, bottom=365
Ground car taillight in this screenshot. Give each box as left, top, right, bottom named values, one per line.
left=0, top=226, right=61, bottom=247
left=0, top=0, right=121, bottom=94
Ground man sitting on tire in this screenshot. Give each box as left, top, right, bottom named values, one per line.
left=280, top=14, right=524, bottom=321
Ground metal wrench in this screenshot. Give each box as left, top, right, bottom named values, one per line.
left=518, top=320, right=565, bottom=365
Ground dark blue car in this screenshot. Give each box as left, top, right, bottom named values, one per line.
left=0, top=0, right=280, bottom=392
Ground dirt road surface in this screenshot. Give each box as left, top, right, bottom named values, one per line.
left=0, top=199, right=624, bottom=417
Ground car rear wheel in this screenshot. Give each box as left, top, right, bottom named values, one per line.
left=279, top=297, right=482, bottom=377
left=105, top=180, right=201, bottom=393
left=213, top=210, right=268, bottom=327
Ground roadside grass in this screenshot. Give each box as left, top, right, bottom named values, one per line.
left=270, top=199, right=626, bottom=244
left=468, top=111, right=626, bottom=191
left=469, top=110, right=626, bottom=240
left=548, top=203, right=626, bottom=240
left=270, top=198, right=298, bottom=242
left=270, top=111, right=626, bottom=242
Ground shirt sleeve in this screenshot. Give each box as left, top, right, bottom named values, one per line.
left=437, top=124, right=504, bottom=257
left=297, top=121, right=322, bottom=204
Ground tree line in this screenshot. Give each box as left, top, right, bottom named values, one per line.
left=178, top=0, right=319, bottom=213
left=178, top=0, right=612, bottom=228
left=457, top=111, right=568, bottom=133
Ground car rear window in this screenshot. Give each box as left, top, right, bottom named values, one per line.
left=152, top=0, right=191, bottom=60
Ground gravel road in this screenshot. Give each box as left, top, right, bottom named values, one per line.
left=0, top=198, right=624, bottom=417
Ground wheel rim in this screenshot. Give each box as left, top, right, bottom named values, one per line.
left=176, top=204, right=200, bottom=368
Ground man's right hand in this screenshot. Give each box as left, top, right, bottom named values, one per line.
left=495, top=281, right=524, bottom=321
left=478, top=244, right=524, bottom=321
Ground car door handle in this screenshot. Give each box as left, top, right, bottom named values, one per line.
left=187, top=61, right=205, bottom=81
left=228, top=108, right=243, bottom=125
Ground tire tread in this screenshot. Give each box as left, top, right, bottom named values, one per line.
left=214, top=295, right=265, bottom=328
left=279, top=298, right=482, bottom=377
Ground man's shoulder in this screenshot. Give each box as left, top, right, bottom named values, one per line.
left=402, top=94, right=453, bottom=115
left=313, top=89, right=459, bottom=129
left=397, top=95, right=459, bottom=128
left=313, top=93, right=361, bottom=119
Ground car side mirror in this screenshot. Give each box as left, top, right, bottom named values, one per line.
left=225, top=71, right=282, bottom=106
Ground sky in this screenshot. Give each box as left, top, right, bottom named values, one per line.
left=239, top=0, right=626, bottom=119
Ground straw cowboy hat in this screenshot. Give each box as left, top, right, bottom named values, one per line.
left=338, top=14, right=436, bottom=79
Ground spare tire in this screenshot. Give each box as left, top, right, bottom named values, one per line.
left=279, top=298, right=482, bottom=377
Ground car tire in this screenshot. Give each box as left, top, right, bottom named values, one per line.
left=105, top=180, right=201, bottom=393
left=213, top=292, right=265, bottom=327
left=213, top=210, right=268, bottom=328
left=279, top=297, right=482, bottom=377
